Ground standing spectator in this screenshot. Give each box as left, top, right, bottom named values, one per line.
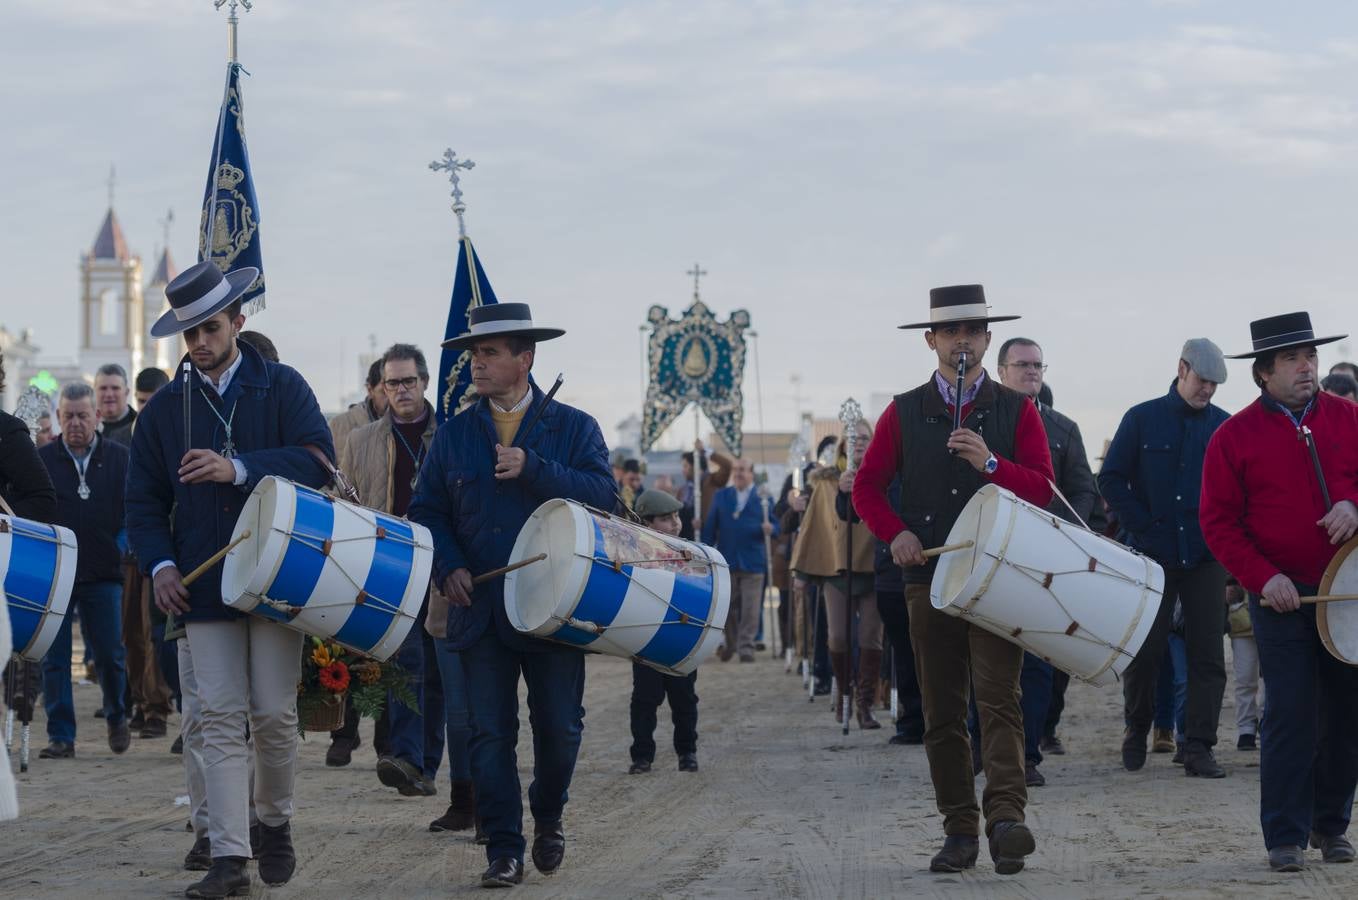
left=1328, top=361, right=1358, bottom=381
left=37, top=382, right=131, bottom=759
left=1225, top=576, right=1264, bottom=751
left=134, top=367, right=170, bottom=410
left=618, top=458, right=644, bottom=511
left=1099, top=339, right=1230, bottom=778
left=94, top=363, right=137, bottom=446
left=702, top=458, right=777, bottom=663
left=1320, top=373, right=1357, bottom=401
left=677, top=440, right=732, bottom=541
left=329, top=358, right=387, bottom=458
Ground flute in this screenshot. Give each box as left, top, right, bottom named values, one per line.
left=950, top=352, right=967, bottom=453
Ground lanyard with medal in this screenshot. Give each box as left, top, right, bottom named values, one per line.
left=65, top=439, right=94, bottom=500
left=199, top=387, right=239, bottom=459
left=393, top=423, right=426, bottom=490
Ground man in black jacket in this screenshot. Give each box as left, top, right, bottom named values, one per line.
left=36, top=382, right=131, bottom=759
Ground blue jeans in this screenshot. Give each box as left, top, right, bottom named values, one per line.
left=461, top=628, right=585, bottom=862
left=1250, top=589, right=1358, bottom=849
left=1152, top=635, right=1188, bottom=735
left=387, top=620, right=426, bottom=769
left=432, top=636, right=472, bottom=783
left=42, top=580, right=127, bottom=743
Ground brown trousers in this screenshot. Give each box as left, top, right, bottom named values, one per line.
left=123, top=561, right=175, bottom=721
left=906, top=584, right=1025, bottom=836
left=822, top=580, right=883, bottom=652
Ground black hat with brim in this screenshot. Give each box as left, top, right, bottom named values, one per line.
left=1226, top=311, right=1346, bottom=359
left=150, top=261, right=258, bottom=339
left=898, top=284, right=1020, bottom=330
left=441, top=302, right=566, bottom=351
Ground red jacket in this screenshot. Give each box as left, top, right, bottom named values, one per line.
left=1200, top=391, right=1358, bottom=594
left=853, top=378, right=1054, bottom=544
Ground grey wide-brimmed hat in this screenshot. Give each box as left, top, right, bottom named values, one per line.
left=441, top=302, right=565, bottom=351
left=150, top=261, right=258, bottom=338
left=898, top=284, right=1020, bottom=330
left=1180, top=338, right=1228, bottom=384
left=1226, top=311, right=1346, bottom=359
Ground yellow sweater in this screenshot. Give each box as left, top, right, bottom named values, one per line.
left=491, top=404, right=527, bottom=447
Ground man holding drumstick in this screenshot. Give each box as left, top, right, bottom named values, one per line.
left=1201, top=311, right=1358, bottom=873
left=853, top=285, right=1052, bottom=876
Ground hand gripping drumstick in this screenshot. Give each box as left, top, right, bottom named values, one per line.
left=181, top=530, right=252, bottom=588
left=922, top=540, right=975, bottom=559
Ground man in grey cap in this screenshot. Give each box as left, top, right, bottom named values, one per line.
left=1099, top=338, right=1232, bottom=778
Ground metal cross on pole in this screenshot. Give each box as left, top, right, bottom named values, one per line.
left=213, top=0, right=253, bottom=64
left=429, top=149, right=477, bottom=238
left=687, top=263, right=707, bottom=302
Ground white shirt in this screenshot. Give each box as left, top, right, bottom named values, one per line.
left=490, top=389, right=532, bottom=415
left=734, top=485, right=753, bottom=515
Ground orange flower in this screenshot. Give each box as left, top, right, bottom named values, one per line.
left=318, top=661, right=350, bottom=693
left=354, top=662, right=382, bottom=685
left=311, top=644, right=332, bottom=667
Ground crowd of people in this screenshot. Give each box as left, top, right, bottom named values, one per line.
left=2, top=268, right=1358, bottom=892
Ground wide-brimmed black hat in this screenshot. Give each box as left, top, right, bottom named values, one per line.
left=150, top=261, right=258, bottom=338
left=1226, top=311, right=1347, bottom=359
left=441, top=302, right=566, bottom=351
left=898, top=284, right=1021, bottom=330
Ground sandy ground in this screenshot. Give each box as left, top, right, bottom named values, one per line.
left=3, top=640, right=1357, bottom=900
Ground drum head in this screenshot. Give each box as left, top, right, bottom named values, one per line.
left=1318, top=535, right=1358, bottom=666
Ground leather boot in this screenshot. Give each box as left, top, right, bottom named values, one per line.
left=828, top=651, right=851, bottom=723
left=429, top=779, right=477, bottom=832
left=857, top=649, right=882, bottom=730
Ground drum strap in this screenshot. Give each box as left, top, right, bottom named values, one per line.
left=1046, top=477, right=1091, bottom=531
left=302, top=444, right=362, bottom=505
left=0, top=491, right=14, bottom=518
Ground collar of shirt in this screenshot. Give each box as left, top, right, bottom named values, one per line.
left=1260, top=389, right=1315, bottom=428
left=490, top=389, right=533, bottom=415
left=734, top=485, right=753, bottom=512
left=64, top=433, right=97, bottom=463
left=201, top=348, right=245, bottom=397
left=934, top=369, right=986, bottom=409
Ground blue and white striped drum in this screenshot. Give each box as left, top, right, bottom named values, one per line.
left=1, top=515, right=78, bottom=662
left=221, top=477, right=433, bottom=662
left=504, top=499, right=730, bottom=676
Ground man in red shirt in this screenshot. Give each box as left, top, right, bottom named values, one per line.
left=1201, top=312, right=1358, bottom=873
left=853, top=285, right=1053, bottom=876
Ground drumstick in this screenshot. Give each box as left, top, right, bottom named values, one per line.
left=472, top=553, right=548, bottom=585
left=922, top=540, right=975, bottom=559
left=1280, top=594, right=1358, bottom=605
left=181, top=530, right=251, bottom=588
left=511, top=374, right=564, bottom=449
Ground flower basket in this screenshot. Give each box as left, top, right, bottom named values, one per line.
left=300, top=693, right=347, bottom=733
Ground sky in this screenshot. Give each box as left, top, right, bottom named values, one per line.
left=5, top=0, right=1358, bottom=456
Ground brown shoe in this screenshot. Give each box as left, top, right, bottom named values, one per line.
left=140, top=718, right=168, bottom=739
left=1152, top=727, right=1175, bottom=753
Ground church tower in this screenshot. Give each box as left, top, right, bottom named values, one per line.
left=80, top=207, right=145, bottom=379
left=145, top=245, right=180, bottom=371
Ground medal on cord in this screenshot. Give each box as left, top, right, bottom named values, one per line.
left=66, top=439, right=93, bottom=500
left=199, top=389, right=239, bottom=459
left=393, top=424, right=426, bottom=490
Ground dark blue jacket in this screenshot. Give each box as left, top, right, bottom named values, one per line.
left=408, top=382, right=614, bottom=653
left=124, top=342, right=334, bottom=622
left=39, top=436, right=127, bottom=584
left=701, top=485, right=778, bottom=573
left=1098, top=381, right=1228, bottom=569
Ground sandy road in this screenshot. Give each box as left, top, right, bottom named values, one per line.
left=3, top=648, right=1356, bottom=899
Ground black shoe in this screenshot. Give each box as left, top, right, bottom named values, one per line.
left=1311, top=832, right=1357, bottom=864
left=1025, top=763, right=1046, bottom=787
left=988, top=820, right=1036, bottom=875
left=1268, top=845, right=1305, bottom=872
left=108, top=719, right=132, bottom=754
left=183, top=836, right=212, bottom=871
left=249, top=822, right=261, bottom=859
left=1172, top=742, right=1186, bottom=765
left=255, top=820, right=296, bottom=886
left=140, top=718, right=168, bottom=739
left=1237, top=733, right=1257, bottom=751
left=813, top=679, right=832, bottom=696
left=430, top=803, right=477, bottom=833
left=929, top=834, right=979, bottom=873
left=184, top=856, right=250, bottom=898
left=678, top=753, right=699, bottom=773
left=738, top=652, right=755, bottom=663
left=38, top=741, right=75, bottom=759
left=475, top=821, right=488, bottom=845
left=1184, top=748, right=1227, bottom=779
left=1121, top=728, right=1147, bottom=772
left=531, top=820, right=566, bottom=875
left=326, top=736, right=359, bottom=767
left=129, top=708, right=146, bottom=731
left=171, top=734, right=184, bottom=755
left=628, top=759, right=652, bottom=775
left=93, top=706, right=105, bottom=719
left=376, top=755, right=426, bottom=797
left=1040, top=734, right=1066, bottom=755
left=480, top=857, right=524, bottom=887
left=888, top=732, right=923, bottom=746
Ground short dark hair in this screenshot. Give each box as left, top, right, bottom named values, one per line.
left=1322, top=373, right=1358, bottom=398
left=622, top=459, right=642, bottom=474
left=95, top=363, right=128, bottom=384
left=135, top=367, right=170, bottom=393
left=239, top=330, right=279, bottom=363
left=1330, top=362, right=1358, bottom=380
left=225, top=299, right=242, bottom=321
left=381, top=343, right=430, bottom=381
left=1252, top=351, right=1278, bottom=389
left=365, top=358, right=383, bottom=388
left=505, top=336, right=537, bottom=359
left=681, top=451, right=695, bottom=467
left=997, top=337, right=1041, bottom=366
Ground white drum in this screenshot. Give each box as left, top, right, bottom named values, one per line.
left=931, top=484, right=1163, bottom=685
left=221, top=477, right=433, bottom=662
left=504, top=499, right=729, bottom=676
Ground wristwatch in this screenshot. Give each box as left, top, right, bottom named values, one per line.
left=983, top=453, right=999, bottom=475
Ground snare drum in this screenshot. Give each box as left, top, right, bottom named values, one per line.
left=221, top=477, right=433, bottom=662
left=1317, top=535, right=1358, bottom=666
left=1, top=515, right=78, bottom=662
left=504, top=499, right=729, bottom=676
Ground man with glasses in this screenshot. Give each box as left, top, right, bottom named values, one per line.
left=993, top=338, right=1097, bottom=785
left=1099, top=339, right=1231, bottom=778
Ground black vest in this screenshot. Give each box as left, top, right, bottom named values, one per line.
left=895, top=375, right=1024, bottom=584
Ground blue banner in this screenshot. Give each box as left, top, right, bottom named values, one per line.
left=436, top=236, right=500, bottom=422
left=199, top=63, right=265, bottom=313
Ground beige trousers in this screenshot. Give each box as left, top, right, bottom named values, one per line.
left=178, top=637, right=255, bottom=840
left=724, top=570, right=766, bottom=657
left=186, top=618, right=301, bottom=859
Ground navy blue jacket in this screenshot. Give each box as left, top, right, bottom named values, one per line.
left=1098, top=381, right=1228, bottom=569
left=701, top=485, right=778, bottom=572
left=408, top=382, right=614, bottom=653
left=39, top=436, right=127, bottom=584
left=125, top=342, right=334, bottom=622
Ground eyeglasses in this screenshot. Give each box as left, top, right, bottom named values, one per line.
left=383, top=376, right=422, bottom=391
left=1002, top=362, right=1048, bottom=372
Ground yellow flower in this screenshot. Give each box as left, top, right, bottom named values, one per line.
left=311, top=644, right=332, bottom=667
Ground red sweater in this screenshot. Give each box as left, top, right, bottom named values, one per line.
left=1201, top=392, right=1358, bottom=594
left=853, top=384, right=1055, bottom=544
